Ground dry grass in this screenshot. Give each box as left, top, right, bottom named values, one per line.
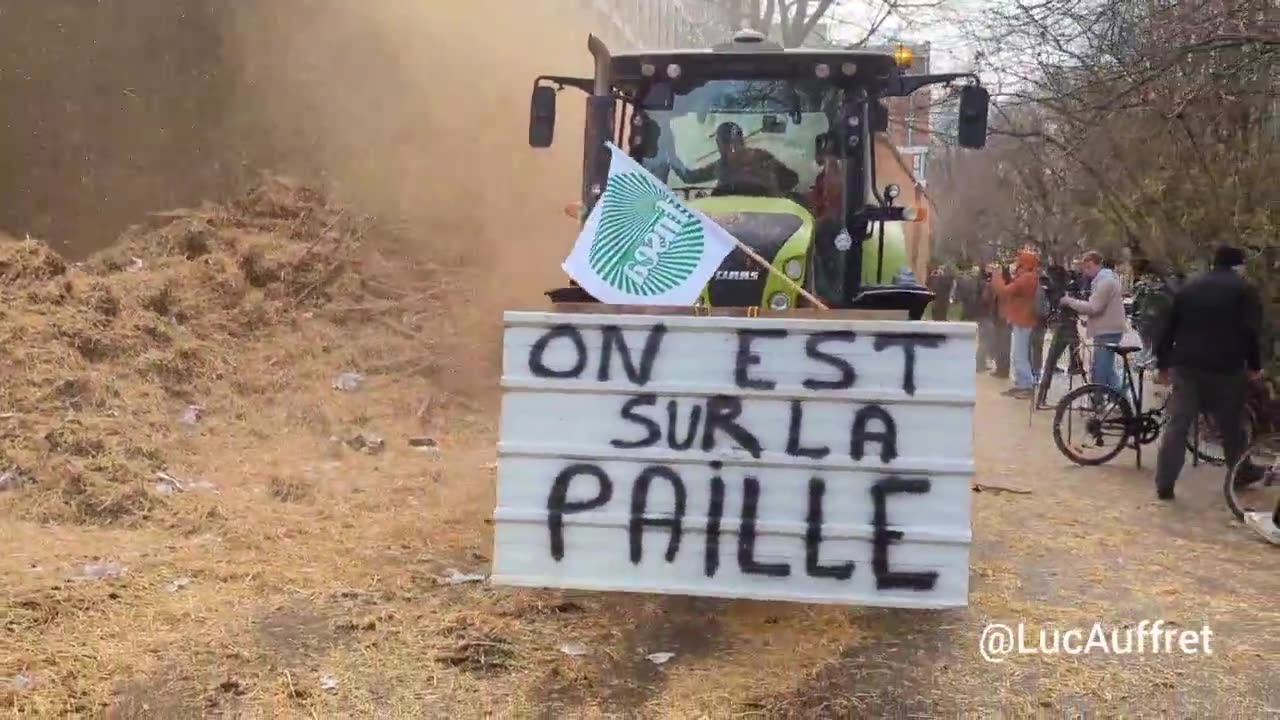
left=3, top=185, right=1279, bottom=717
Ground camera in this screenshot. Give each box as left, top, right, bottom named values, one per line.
left=1063, top=270, right=1087, bottom=299
left=1042, top=269, right=1085, bottom=325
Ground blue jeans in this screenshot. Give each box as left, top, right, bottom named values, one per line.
left=1011, top=325, right=1034, bottom=390
left=1091, top=332, right=1124, bottom=391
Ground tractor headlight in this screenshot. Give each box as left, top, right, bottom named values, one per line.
left=784, top=258, right=803, bottom=280
left=768, top=292, right=790, bottom=311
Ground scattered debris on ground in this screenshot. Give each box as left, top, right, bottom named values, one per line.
left=72, top=561, right=126, bottom=581
left=972, top=482, right=1033, bottom=495
left=332, top=372, right=365, bottom=392
left=163, top=577, right=194, bottom=592
left=558, top=642, right=589, bottom=657
left=438, top=568, right=487, bottom=585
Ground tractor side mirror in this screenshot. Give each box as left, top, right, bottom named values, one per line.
left=529, top=85, right=557, bottom=148
left=870, top=101, right=889, bottom=133
left=957, top=85, right=989, bottom=149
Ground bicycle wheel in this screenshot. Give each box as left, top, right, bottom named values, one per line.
left=1187, top=408, right=1255, bottom=466
left=1224, top=432, right=1280, bottom=523
left=1053, top=383, right=1134, bottom=466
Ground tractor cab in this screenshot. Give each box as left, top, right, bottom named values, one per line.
left=529, top=30, right=989, bottom=318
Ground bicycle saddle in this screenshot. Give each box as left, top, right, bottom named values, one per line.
left=1104, top=344, right=1143, bottom=355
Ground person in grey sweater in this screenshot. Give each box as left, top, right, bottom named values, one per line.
left=1059, top=250, right=1128, bottom=390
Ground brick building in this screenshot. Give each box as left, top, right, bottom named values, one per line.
left=869, top=42, right=932, bottom=187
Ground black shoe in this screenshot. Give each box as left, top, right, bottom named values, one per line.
left=1157, top=488, right=1175, bottom=501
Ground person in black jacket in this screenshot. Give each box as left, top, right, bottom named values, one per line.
left=1029, top=271, right=1049, bottom=385
left=928, top=266, right=956, bottom=321
left=1152, top=246, right=1264, bottom=501
left=1034, top=265, right=1085, bottom=409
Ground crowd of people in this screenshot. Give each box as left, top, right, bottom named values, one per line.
left=932, top=250, right=1119, bottom=406
left=930, top=246, right=1278, bottom=545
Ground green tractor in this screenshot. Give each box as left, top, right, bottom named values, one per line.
left=529, top=30, right=989, bottom=318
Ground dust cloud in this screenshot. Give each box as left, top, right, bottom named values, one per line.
left=223, top=0, right=594, bottom=310
left=0, top=0, right=238, bottom=254
left=219, top=0, right=602, bottom=397
left=2, top=0, right=597, bottom=310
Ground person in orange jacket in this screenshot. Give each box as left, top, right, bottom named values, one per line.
left=989, top=249, right=1042, bottom=398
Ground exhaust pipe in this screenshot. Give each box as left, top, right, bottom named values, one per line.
left=588, top=34, right=612, bottom=96
left=581, top=34, right=616, bottom=219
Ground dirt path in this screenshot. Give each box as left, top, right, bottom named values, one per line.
left=746, top=372, right=1280, bottom=718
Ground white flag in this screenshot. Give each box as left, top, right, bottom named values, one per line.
left=562, top=143, right=738, bottom=306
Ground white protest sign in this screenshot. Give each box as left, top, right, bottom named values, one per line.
left=492, top=312, right=977, bottom=608
left=562, top=143, right=737, bottom=306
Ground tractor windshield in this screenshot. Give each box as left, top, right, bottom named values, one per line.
left=639, top=78, right=842, bottom=214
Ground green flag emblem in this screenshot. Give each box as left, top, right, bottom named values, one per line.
left=587, top=171, right=706, bottom=296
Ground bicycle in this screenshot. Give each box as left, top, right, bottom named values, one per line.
left=1051, top=343, right=1215, bottom=468
left=1049, top=335, right=1239, bottom=466
left=1225, top=434, right=1280, bottom=527
left=1052, top=343, right=1164, bottom=466
left=1223, top=385, right=1280, bottom=531
left=1188, top=377, right=1276, bottom=466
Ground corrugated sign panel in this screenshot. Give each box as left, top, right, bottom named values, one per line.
left=492, top=311, right=976, bottom=608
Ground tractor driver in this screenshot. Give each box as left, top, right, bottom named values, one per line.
left=807, top=149, right=846, bottom=301
left=672, top=122, right=800, bottom=197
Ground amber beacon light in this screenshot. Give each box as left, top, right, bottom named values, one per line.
left=893, top=44, right=914, bottom=68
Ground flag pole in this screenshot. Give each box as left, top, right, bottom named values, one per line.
left=728, top=237, right=830, bottom=310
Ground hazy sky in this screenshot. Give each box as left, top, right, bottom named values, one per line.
left=828, top=0, right=994, bottom=74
